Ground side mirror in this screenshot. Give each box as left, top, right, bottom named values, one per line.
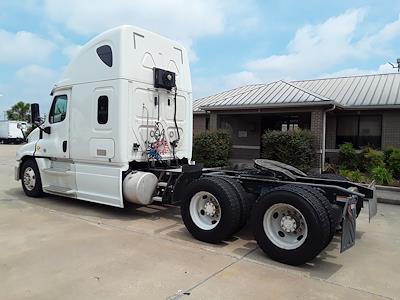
left=31, top=103, right=40, bottom=123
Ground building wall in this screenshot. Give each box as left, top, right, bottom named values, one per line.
left=325, top=110, right=400, bottom=150
left=326, top=113, right=336, bottom=149
left=219, top=114, right=261, bottom=159
left=382, top=111, right=400, bottom=148
left=193, top=108, right=400, bottom=169
left=193, top=114, right=206, bottom=135
left=325, top=110, right=400, bottom=164
left=310, top=110, right=324, bottom=172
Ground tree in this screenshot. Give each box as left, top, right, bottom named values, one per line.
left=6, top=101, right=31, bottom=121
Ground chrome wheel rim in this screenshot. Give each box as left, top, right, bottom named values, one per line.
left=189, top=191, right=221, bottom=230
left=23, top=167, right=36, bottom=191
left=263, top=203, right=308, bottom=250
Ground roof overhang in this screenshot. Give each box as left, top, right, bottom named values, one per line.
left=200, top=100, right=339, bottom=111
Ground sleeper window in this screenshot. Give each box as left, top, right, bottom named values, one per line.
left=49, top=95, right=68, bottom=124
left=97, top=96, right=109, bottom=124
left=96, top=45, right=113, bottom=67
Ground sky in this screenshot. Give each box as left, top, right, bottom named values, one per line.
left=1, top=0, right=400, bottom=118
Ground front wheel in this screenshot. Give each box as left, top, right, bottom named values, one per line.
left=21, top=159, right=43, bottom=197
left=252, top=185, right=330, bottom=266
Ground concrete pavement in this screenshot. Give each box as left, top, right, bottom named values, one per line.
left=0, top=145, right=399, bottom=299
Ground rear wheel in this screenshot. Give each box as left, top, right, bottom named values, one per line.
left=181, top=177, right=241, bottom=243
left=299, top=185, right=338, bottom=248
left=219, top=177, right=254, bottom=233
left=252, top=185, right=330, bottom=265
left=21, top=159, right=43, bottom=197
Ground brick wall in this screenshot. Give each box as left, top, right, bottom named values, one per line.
left=310, top=110, right=323, bottom=171
left=382, top=111, right=400, bottom=148
left=193, top=114, right=206, bottom=135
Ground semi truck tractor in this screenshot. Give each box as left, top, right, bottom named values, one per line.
left=15, top=25, right=377, bottom=265
left=0, top=120, right=27, bottom=144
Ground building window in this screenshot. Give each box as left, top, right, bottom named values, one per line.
left=97, top=96, right=109, bottom=124
left=49, top=95, right=68, bottom=124
left=96, top=45, right=113, bottom=67
left=336, top=115, right=382, bottom=148
left=281, top=118, right=299, bottom=132
left=205, top=116, right=210, bottom=130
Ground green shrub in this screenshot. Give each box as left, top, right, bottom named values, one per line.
left=339, top=169, right=364, bottom=183
left=387, top=149, right=400, bottom=179
left=261, top=129, right=315, bottom=172
left=384, top=147, right=397, bottom=162
left=362, top=148, right=385, bottom=172
left=338, top=143, right=358, bottom=170
left=192, top=131, right=232, bottom=167
left=370, top=166, right=393, bottom=185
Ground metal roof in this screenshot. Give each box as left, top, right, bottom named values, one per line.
left=194, top=73, right=400, bottom=112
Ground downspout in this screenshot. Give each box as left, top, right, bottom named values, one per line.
left=321, top=103, right=336, bottom=172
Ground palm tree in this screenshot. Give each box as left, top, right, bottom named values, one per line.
left=6, top=101, right=31, bottom=121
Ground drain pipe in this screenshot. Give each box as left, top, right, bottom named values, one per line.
left=321, top=103, right=336, bottom=173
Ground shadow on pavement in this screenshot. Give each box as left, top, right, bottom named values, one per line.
left=5, top=186, right=352, bottom=278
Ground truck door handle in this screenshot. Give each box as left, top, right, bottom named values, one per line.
left=62, top=141, right=67, bottom=153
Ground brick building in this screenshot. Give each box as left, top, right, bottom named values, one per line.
left=193, top=73, right=400, bottom=172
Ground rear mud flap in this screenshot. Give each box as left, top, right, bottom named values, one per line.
left=340, top=197, right=357, bottom=253
left=368, top=181, right=377, bottom=222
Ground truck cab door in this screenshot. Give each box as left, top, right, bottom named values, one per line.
left=35, top=90, right=70, bottom=159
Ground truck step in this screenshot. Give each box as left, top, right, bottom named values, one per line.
left=152, top=196, right=163, bottom=202
left=42, top=168, right=72, bottom=176
left=43, top=185, right=76, bottom=196
left=157, top=182, right=168, bottom=187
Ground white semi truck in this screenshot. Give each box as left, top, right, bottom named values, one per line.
left=0, top=120, right=27, bottom=144
left=15, top=25, right=377, bottom=265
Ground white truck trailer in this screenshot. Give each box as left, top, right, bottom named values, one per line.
left=0, top=120, right=26, bottom=144
left=15, top=25, right=377, bottom=265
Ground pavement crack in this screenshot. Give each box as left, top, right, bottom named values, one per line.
left=166, top=247, right=259, bottom=300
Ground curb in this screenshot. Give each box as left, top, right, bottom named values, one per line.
left=375, top=186, right=400, bottom=205
left=377, top=197, right=400, bottom=205
left=376, top=185, right=400, bottom=192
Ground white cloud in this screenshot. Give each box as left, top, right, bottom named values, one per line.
left=224, top=9, right=400, bottom=87
left=15, top=64, right=57, bottom=82
left=0, top=30, right=55, bottom=64
left=44, top=0, right=227, bottom=38
left=43, top=0, right=258, bottom=62
left=0, top=64, right=60, bottom=114
left=62, top=44, right=83, bottom=60
left=320, top=63, right=397, bottom=79
left=223, top=71, right=260, bottom=89
left=245, top=9, right=365, bottom=80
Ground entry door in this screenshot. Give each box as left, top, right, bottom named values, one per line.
left=36, top=90, right=70, bottom=159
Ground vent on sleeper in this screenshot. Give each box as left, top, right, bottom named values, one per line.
left=97, top=149, right=107, bottom=156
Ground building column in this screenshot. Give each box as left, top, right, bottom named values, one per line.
left=209, top=112, right=218, bottom=130
left=310, top=110, right=324, bottom=174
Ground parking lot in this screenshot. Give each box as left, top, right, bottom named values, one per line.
left=0, top=144, right=399, bottom=299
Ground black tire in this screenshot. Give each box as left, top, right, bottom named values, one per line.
left=252, top=184, right=330, bottom=266
left=219, top=177, right=254, bottom=232
left=319, top=173, right=362, bottom=217
left=21, top=159, right=43, bottom=197
left=181, top=177, right=241, bottom=243
left=298, top=185, right=338, bottom=248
